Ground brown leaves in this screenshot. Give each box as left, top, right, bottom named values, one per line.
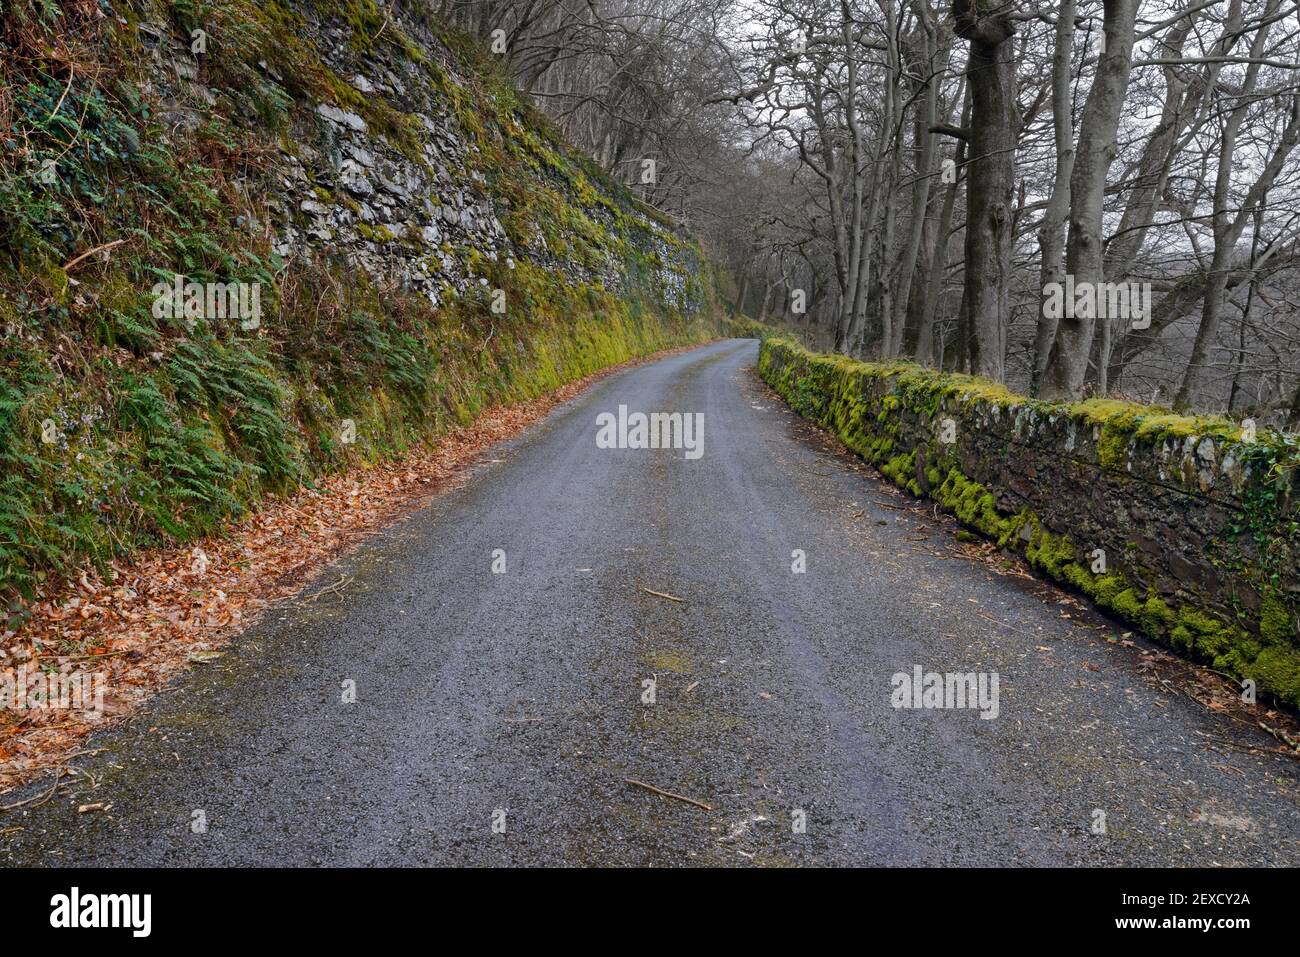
left=0, top=343, right=705, bottom=792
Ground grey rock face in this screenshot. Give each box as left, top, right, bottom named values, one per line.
left=133, top=2, right=704, bottom=317
left=316, top=103, right=368, bottom=132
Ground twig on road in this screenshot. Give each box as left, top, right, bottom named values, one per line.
left=640, top=588, right=686, bottom=603
left=1259, top=721, right=1300, bottom=753
left=975, top=609, right=1043, bottom=641
left=624, top=777, right=712, bottom=811
left=300, top=575, right=352, bottom=603
left=1195, top=733, right=1266, bottom=756
left=0, top=766, right=74, bottom=812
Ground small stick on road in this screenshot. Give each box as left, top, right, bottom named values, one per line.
left=624, top=777, right=712, bottom=811
left=1259, top=721, right=1300, bottom=753
left=301, top=575, right=352, bottom=603
left=0, top=766, right=74, bottom=813
left=640, top=588, right=686, bottom=603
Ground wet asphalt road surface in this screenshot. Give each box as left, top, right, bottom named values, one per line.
left=3, top=338, right=1299, bottom=866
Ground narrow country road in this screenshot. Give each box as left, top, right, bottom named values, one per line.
left=4, top=339, right=1299, bottom=866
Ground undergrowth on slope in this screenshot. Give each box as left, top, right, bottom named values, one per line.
left=0, top=0, right=720, bottom=600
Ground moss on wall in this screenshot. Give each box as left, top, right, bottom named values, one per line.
left=0, top=0, right=722, bottom=603
left=759, top=337, right=1300, bottom=709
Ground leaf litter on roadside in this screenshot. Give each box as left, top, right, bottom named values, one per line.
left=0, top=344, right=705, bottom=793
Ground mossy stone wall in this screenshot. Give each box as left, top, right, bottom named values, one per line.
left=759, top=337, right=1300, bottom=708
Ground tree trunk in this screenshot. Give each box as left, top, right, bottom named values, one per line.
left=1041, top=0, right=1140, bottom=400
left=1177, top=7, right=1297, bottom=409
left=952, top=0, right=1016, bottom=381
left=890, top=3, right=943, bottom=358
left=1030, top=0, right=1076, bottom=395
left=915, top=85, right=968, bottom=366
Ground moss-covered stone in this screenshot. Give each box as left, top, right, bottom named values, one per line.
left=1260, top=593, right=1296, bottom=645
left=0, top=0, right=725, bottom=603
left=758, top=336, right=1300, bottom=710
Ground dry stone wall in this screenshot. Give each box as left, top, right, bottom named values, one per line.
left=760, top=337, right=1300, bottom=708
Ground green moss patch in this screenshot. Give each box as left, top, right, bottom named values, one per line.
left=758, top=337, right=1300, bottom=709
left=0, top=0, right=723, bottom=600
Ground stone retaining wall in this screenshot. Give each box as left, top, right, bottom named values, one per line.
left=759, top=337, right=1300, bottom=708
